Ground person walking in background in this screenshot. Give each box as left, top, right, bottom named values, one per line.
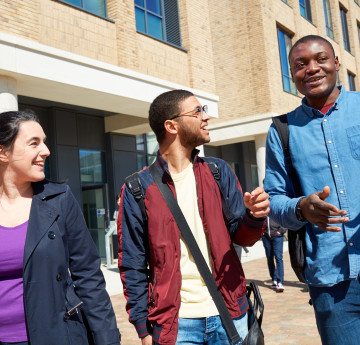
left=113, top=194, right=120, bottom=232
left=265, top=35, right=360, bottom=345
left=0, top=110, right=121, bottom=345
left=118, top=89, right=270, bottom=345
left=262, top=216, right=287, bottom=292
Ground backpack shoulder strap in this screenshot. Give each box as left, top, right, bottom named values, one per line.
left=272, top=114, right=290, bottom=167
left=125, top=172, right=147, bottom=222
left=202, top=157, right=235, bottom=225
left=271, top=114, right=303, bottom=197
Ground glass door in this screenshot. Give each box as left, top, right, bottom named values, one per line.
left=82, top=185, right=109, bottom=258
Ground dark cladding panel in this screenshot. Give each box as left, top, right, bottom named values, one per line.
left=54, top=109, right=78, bottom=146
left=57, top=145, right=82, bottom=204
left=113, top=150, right=138, bottom=195
left=77, top=115, right=105, bottom=150
left=111, top=134, right=136, bottom=152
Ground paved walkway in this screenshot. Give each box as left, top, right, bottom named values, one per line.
left=108, top=243, right=321, bottom=345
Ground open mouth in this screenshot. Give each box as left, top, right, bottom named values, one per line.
left=33, top=161, right=45, bottom=167
left=305, top=76, right=324, bottom=85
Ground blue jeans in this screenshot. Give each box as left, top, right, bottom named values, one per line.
left=262, top=234, right=284, bottom=284
left=0, top=342, right=29, bottom=345
left=308, top=277, right=360, bottom=345
left=172, top=313, right=248, bottom=345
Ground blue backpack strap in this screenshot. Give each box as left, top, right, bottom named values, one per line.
left=202, top=157, right=235, bottom=226
left=125, top=172, right=147, bottom=222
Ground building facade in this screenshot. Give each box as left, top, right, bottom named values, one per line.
left=1, top=0, right=359, bottom=256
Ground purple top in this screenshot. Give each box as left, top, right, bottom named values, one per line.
left=0, top=221, right=28, bottom=342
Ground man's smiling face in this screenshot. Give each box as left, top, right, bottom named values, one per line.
left=289, top=39, right=340, bottom=108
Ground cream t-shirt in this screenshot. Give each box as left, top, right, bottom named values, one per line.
left=171, top=163, right=218, bottom=318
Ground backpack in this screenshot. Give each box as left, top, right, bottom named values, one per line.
left=272, top=114, right=306, bottom=283
left=125, top=158, right=236, bottom=226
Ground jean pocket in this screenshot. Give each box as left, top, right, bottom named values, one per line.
left=346, top=125, right=360, bottom=159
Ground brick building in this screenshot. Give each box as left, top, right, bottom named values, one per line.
left=0, top=0, right=359, bottom=256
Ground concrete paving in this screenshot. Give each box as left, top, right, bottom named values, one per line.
left=103, top=241, right=321, bottom=345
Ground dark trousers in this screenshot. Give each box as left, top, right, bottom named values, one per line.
left=262, top=234, right=284, bottom=284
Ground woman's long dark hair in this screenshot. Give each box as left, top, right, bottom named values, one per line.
left=0, top=110, right=39, bottom=152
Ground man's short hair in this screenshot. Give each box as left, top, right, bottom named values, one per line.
left=149, top=89, right=194, bottom=143
left=288, top=35, right=336, bottom=62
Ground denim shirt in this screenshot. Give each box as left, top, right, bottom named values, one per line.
left=265, top=86, right=360, bottom=287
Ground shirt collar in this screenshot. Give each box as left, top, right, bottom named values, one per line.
left=301, top=85, right=343, bottom=118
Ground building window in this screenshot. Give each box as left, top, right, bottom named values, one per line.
left=299, top=0, right=312, bottom=22
left=282, top=0, right=288, bottom=3
left=135, top=0, right=182, bottom=47
left=136, top=133, right=158, bottom=170
left=340, top=6, right=351, bottom=52
left=277, top=27, right=297, bottom=95
left=348, top=72, right=356, bottom=91
left=357, top=22, right=360, bottom=46
left=60, top=0, right=107, bottom=17
left=355, top=0, right=360, bottom=6
left=79, top=150, right=106, bottom=184
left=323, top=0, right=334, bottom=40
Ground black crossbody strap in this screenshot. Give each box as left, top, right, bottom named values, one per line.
left=149, top=163, right=241, bottom=345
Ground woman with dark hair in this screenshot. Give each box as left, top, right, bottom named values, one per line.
left=0, top=110, right=121, bottom=345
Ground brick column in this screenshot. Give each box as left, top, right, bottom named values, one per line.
left=0, top=76, right=18, bottom=113
left=255, top=134, right=267, bottom=187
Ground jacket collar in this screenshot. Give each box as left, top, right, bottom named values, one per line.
left=23, top=180, right=67, bottom=271
left=155, top=149, right=200, bottom=175
left=31, top=180, right=67, bottom=200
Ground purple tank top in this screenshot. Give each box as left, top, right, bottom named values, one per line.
left=0, top=221, right=29, bottom=342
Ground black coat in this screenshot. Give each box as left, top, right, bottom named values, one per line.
left=264, top=216, right=287, bottom=239
left=22, top=181, right=120, bottom=345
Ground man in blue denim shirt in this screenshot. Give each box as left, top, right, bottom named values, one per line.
left=265, top=35, right=360, bottom=345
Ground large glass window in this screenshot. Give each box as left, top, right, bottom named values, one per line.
left=277, top=27, right=297, bottom=95
left=299, top=0, right=312, bottom=22
left=323, top=0, right=334, bottom=40
left=340, top=6, right=351, bottom=52
left=134, top=0, right=182, bottom=47
left=60, top=0, right=107, bottom=17
left=79, top=150, right=106, bottom=184
left=348, top=72, right=356, bottom=91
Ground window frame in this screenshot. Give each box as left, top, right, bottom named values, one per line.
left=323, top=0, right=334, bottom=40
left=348, top=71, right=356, bottom=91
left=135, top=0, right=166, bottom=42
left=299, top=0, right=313, bottom=22
left=59, top=0, right=108, bottom=18
left=340, top=6, right=351, bottom=53
left=277, top=26, right=298, bottom=96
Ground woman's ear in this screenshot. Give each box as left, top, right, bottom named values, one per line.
left=0, top=146, right=9, bottom=164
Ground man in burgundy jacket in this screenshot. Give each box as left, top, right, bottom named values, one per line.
left=118, top=90, right=269, bottom=345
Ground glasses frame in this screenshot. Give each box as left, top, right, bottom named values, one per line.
left=170, top=105, right=208, bottom=120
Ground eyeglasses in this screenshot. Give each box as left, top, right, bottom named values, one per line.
left=170, top=105, right=208, bottom=120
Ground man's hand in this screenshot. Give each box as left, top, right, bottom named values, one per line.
left=299, top=186, right=348, bottom=232
left=244, top=187, right=270, bottom=218
left=141, top=335, right=153, bottom=345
